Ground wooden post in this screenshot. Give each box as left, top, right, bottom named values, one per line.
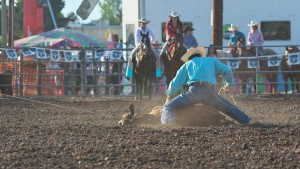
left=8, top=0, right=14, bottom=47
left=212, top=0, right=223, bottom=48
left=1, top=0, right=7, bottom=48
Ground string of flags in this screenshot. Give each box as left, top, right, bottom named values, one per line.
left=4, top=48, right=300, bottom=67
left=4, top=48, right=123, bottom=62
left=224, top=53, right=300, bottom=69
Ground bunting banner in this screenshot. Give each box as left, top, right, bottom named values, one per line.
left=50, top=50, right=61, bottom=62
left=94, top=49, right=105, bottom=59
left=20, top=49, right=35, bottom=57
left=36, top=48, right=47, bottom=59
left=85, top=50, right=93, bottom=60
left=267, top=55, right=281, bottom=67
left=227, top=59, right=239, bottom=69
left=5, top=49, right=18, bottom=59
left=105, top=50, right=123, bottom=61
left=287, top=53, right=300, bottom=65
left=247, top=57, right=259, bottom=69
left=64, top=51, right=79, bottom=62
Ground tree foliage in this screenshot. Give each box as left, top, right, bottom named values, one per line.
left=43, top=0, right=70, bottom=31
left=99, top=0, right=122, bottom=25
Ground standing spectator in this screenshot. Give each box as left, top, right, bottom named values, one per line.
left=247, top=20, right=264, bottom=56
left=110, top=52, right=124, bottom=95
left=159, top=11, right=183, bottom=61
left=183, top=26, right=198, bottom=49
left=86, top=62, right=94, bottom=95
left=46, top=61, right=62, bottom=95
left=228, top=24, right=245, bottom=57
left=125, top=17, right=156, bottom=79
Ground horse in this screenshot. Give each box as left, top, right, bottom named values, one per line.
left=236, top=39, right=278, bottom=94
left=0, top=70, right=13, bottom=96
left=281, top=46, right=300, bottom=94
left=162, top=33, right=187, bottom=88
left=132, top=32, right=156, bottom=100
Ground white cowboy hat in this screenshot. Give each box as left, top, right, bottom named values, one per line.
left=181, top=46, right=206, bottom=62
left=248, top=20, right=259, bottom=26
left=228, top=24, right=238, bottom=31
left=169, top=11, right=180, bottom=17
left=138, top=17, right=150, bottom=24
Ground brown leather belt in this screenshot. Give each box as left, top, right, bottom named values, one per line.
left=189, top=81, right=215, bottom=89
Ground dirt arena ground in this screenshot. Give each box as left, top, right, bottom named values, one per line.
left=0, top=94, right=300, bottom=168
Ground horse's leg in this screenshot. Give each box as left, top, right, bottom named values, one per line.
left=139, top=77, right=143, bottom=100
left=253, top=76, right=257, bottom=93
left=148, top=78, right=152, bottom=100
left=135, top=76, right=140, bottom=100
left=296, top=75, right=300, bottom=93
left=291, top=77, right=295, bottom=94
left=240, top=76, right=246, bottom=93
left=272, top=71, right=278, bottom=94
left=283, top=76, right=289, bottom=94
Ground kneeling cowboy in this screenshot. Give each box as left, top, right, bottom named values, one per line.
left=161, top=46, right=251, bottom=127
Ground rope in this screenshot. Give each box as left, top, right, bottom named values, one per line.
left=218, top=87, right=237, bottom=105
left=1, top=94, right=96, bottom=114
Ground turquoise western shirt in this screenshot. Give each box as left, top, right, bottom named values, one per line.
left=229, top=31, right=245, bottom=45
left=168, top=56, right=234, bottom=96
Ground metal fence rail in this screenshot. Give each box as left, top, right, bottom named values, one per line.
left=0, top=45, right=299, bottom=97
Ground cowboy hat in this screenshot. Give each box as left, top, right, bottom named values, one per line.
left=247, top=20, right=259, bottom=26
left=169, top=11, right=180, bottom=17
left=228, top=24, right=238, bottom=31
left=138, top=17, right=150, bottom=23
left=181, top=46, right=206, bottom=62
left=183, top=26, right=195, bottom=32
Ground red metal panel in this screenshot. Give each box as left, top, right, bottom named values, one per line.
left=23, top=0, right=44, bottom=37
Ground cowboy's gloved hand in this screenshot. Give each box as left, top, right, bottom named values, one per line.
left=165, top=95, right=174, bottom=104
left=223, top=86, right=230, bottom=94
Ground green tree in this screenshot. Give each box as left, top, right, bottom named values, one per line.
left=99, top=0, right=122, bottom=25
left=14, top=0, right=24, bottom=40
left=43, top=0, right=69, bottom=31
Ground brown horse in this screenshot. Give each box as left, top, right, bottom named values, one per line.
left=162, top=33, right=187, bottom=88
left=0, top=70, right=13, bottom=96
left=132, top=32, right=156, bottom=100
left=281, top=46, right=300, bottom=94
left=236, top=39, right=278, bottom=93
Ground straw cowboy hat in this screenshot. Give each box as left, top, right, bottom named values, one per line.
left=248, top=20, right=259, bottom=26
left=228, top=24, right=238, bottom=31
left=169, top=11, right=180, bottom=17
left=138, top=17, right=150, bottom=24
left=181, top=46, right=206, bottom=62
left=183, top=26, right=195, bottom=32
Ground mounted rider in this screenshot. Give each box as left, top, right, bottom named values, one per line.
left=160, top=11, right=184, bottom=61
left=228, top=24, right=245, bottom=57
left=125, top=17, right=162, bottom=79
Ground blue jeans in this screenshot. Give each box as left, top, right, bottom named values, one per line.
left=161, top=84, right=251, bottom=126
left=257, top=46, right=263, bottom=56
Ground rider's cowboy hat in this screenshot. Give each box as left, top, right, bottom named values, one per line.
left=169, top=11, right=180, bottom=17
left=247, top=20, right=259, bottom=26
left=181, top=46, right=206, bottom=62
left=138, top=17, right=150, bottom=24
left=228, top=24, right=239, bottom=31
left=183, top=26, right=195, bottom=32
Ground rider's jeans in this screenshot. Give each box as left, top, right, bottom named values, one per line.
left=257, top=46, right=264, bottom=56
left=161, top=85, right=251, bottom=126
left=160, top=42, right=169, bottom=57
